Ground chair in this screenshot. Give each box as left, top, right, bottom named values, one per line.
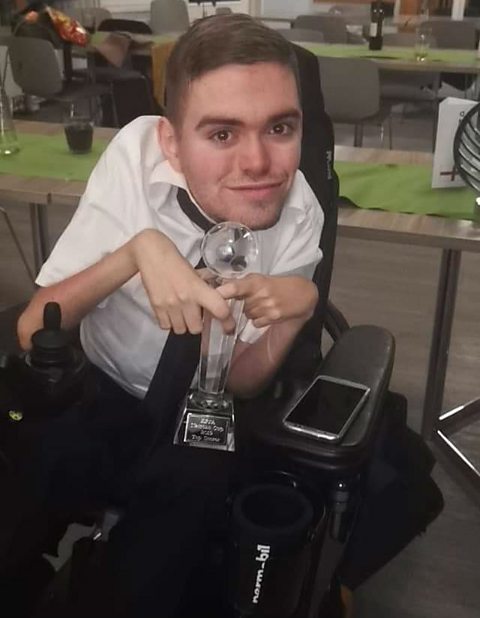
left=293, top=14, right=349, bottom=44
left=419, top=19, right=476, bottom=95
left=328, top=3, right=371, bottom=26
left=150, top=0, right=190, bottom=34
left=380, top=32, right=440, bottom=113
left=318, top=56, right=393, bottom=148
left=97, top=18, right=152, bottom=35
left=8, top=37, right=109, bottom=118
left=88, top=20, right=156, bottom=126
left=420, top=19, right=477, bottom=50
left=277, top=28, right=325, bottom=44
left=0, top=207, right=35, bottom=285
left=75, top=7, right=113, bottom=31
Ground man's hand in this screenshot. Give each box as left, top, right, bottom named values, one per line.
left=129, top=229, right=235, bottom=335
left=217, top=274, right=318, bottom=328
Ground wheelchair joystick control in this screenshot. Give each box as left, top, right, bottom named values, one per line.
left=29, top=302, right=73, bottom=368
left=0, top=302, right=88, bottom=420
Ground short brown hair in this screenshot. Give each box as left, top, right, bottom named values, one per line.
left=165, top=13, right=300, bottom=125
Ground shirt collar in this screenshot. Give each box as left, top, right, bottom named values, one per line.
left=150, top=158, right=217, bottom=225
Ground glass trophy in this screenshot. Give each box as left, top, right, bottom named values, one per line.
left=173, top=221, right=258, bottom=452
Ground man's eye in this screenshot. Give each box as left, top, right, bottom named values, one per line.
left=212, top=130, right=232, bottom=143
left=270, top=123, right=293, bottom=136
left=270, top=122, right=294, bottom=135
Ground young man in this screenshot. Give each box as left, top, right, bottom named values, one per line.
left=8, top=14, right=324, bottom=618
left=18, top=15, right=322, bottom=401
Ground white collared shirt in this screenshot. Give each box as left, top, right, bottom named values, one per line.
left=37, top=116, right=324, bottom=398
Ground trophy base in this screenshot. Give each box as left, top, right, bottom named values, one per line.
left=173, top=390, right=235, bottom=452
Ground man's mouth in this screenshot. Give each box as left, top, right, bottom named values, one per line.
left=227, top=181, right=283, bottom=200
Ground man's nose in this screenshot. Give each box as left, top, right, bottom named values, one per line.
left=238, top=136, right=270, bottom=176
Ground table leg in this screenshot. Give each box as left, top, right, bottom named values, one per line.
left=473, top=73, right=480, bottom=101
left=29, top=203, right=50, bottom=274
left=422, top=248, right=462, bottom=439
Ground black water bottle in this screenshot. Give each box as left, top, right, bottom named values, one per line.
left=369, top=1, right=384, bottom=51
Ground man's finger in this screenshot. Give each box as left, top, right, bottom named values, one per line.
left=200, top=287, right=236, bottom=334
left=217, top=279, right=246, bottom=300
left=183, top=303, right=203, bottom=335
left=197, top=268, right=216, bottom=283
left=156, top=310, right=171, bottom=331
left=167, top=309, right=187, bottom=335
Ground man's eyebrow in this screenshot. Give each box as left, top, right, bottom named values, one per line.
left=195, top=109, right=302, bottom=131
left=268, top=109, right=302, bottom=125
left=195, top=117, right=244, bottom=131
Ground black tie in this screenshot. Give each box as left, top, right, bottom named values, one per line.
left=141, top=188, right=214, bottom=443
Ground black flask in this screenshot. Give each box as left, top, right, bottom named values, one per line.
left=228, top=483, right=315, bottom=617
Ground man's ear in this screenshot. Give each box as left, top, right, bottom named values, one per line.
left=157, top=117, right=182, bottom=173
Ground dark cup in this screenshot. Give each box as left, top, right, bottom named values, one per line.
left=228, top=483, right=316, bottom=617
left=64, top=118, right=93, bottom=154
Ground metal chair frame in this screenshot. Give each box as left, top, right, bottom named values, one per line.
left=0, top=206, right=35, bottom=285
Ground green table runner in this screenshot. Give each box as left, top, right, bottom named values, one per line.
left=2, top=133, right=474, bottom=221
left=299, top=42, right=480, bottom=69
left=336, top=160, right=477, bottom=220
left=0, top=133, right=109, bottom=182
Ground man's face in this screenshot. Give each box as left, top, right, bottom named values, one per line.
left=161, top=62, right=302, bottom=230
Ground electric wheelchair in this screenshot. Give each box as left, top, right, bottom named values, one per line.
left=0, top=44, right=441, bottom=618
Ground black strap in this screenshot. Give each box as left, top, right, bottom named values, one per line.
left=177, top=187, right=214, bottom=233
left=140, top=188, right=214, bottom=444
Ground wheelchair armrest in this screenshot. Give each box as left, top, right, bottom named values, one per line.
left=240, top=325, right=395, bottom=475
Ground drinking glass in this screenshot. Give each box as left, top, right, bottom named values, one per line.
left=0, top=88, right=19, bottom=156
left=414, top=29, right=430, bottom=62
left=63, top=104, right=94, bottom=154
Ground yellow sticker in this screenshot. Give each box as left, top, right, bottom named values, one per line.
left=8, top=410, right=23, bottom=422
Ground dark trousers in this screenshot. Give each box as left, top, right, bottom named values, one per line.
left=0, top=366, right=239, bottom=618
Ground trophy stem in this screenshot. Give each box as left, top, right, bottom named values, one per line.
left=197, top=297, right=244, bottom=398
left=173, top=297, right=243, bottom=452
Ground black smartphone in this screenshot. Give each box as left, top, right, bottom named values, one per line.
left=282, top=375, right=370, bottom=443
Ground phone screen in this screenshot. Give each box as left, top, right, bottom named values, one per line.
left=284, top=377, right=369, bottom=436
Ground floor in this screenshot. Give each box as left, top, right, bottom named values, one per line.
left=1, top=101, right=479, bottom=617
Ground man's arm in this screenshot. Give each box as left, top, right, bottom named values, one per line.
left=227, top=316, right=310, bottom=398
left=18, top=229, right=234, bottom=350
left=220, top=274, right=318, bottom=398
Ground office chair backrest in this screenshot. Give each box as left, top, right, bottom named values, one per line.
left=382, top=32, right=418, bottom=47
left=293, top=14, right=348, bottom=44
left=317, top=57, right=379, bottom=123
left=150, top=0, right=190, bottom=34
left=420, top=19, right=476, bottom=49
left=9, top=37, right=63, bottom=98
left=98, top=18, right=152, bottom=34
left=278, top=28, right=325, bottom=44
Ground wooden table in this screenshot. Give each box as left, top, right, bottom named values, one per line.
left=0, top=121, right=115, bottom=272
left=335, top=145, right=480, bottom=493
